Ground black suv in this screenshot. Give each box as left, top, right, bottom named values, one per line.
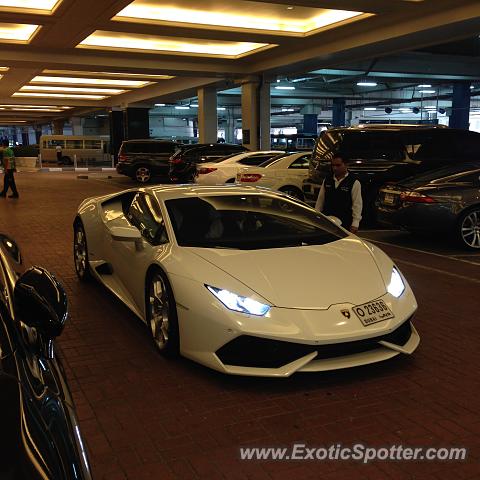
left=116, top=139, right=178, bottom=183
left=169, top=143, right=247, bottom=182
left=302, top=125, right=480, bottom=221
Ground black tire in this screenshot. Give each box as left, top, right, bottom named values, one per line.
left=73, top=220, right=92, bottom=281
left=61, top=156, right=72, bottom=165
left=134, top=165, right=152, bottom=183
left=279, top=186, right=304, bottom=201
left=456, top=207, right=480, bottom=250
left=146, top=268, right=179, bottom=357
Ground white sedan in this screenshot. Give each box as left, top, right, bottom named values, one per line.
left=237, top=151, right=311, bottom=200
left=195, top=151, right=284, bottom=185
left=73, top=185, right=420, bottom=377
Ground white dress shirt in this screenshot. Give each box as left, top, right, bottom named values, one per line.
left=315, top=172, right=363, bottom=228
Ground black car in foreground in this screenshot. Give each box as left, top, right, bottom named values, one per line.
left=376, top=162, right=480, bottom=250
left=169, top=143, right=247, bottom=182
left=303, top=125, right=480, bottom=222
left=0, top=234, right=92, bottom=479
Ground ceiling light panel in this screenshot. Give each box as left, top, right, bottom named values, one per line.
left=21, top=85, right=126, bottom=95
left=113, top=0, right=365, bottom=36
left=78, top=30, right=272, bottom=58
left=43, top=69, right=173, bottom=80
left=0, top=23, right=39, bottom=42
left=0, top=104, right=72, bottom=109
left=32, top=75, right=152, bottom=88
left=13, top=92, right=107, bottom=100
left=0, top=0, right=60, bottom=14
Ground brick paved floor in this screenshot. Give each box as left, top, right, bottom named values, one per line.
left=1, top=172, right=479, bottom=480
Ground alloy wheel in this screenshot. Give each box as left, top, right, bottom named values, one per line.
left=148, top=275, right=170, bottom=350
left=136, top=167, right=151, bottom=183
left=74, top=227, right=87, bottom=277
left=460, top=210, right=480, bottom=249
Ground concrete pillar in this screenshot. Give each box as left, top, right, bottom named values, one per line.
left=198, top=87, right=217, bottom=143
left=225, top=112, right=235, bottom=144
left=52, top=119, right=64, bottom=135
left=332, top=98, right=346, bottom=127
left=449, top=82, right=470, bottom=130
left=303, top=114, right=318, bottom=135
left=71, top=117, right=84, bottom=135
left=124, top=107, right=150, bottom=139
left=109, top=109, right=124, bottom=162
left=241, top=81, right=260, bottom=150
left=21, top=128, right=29, bottom=146
left=35, top=128, right=42, bottom=144
left=259, top=81, right=271, bottom=149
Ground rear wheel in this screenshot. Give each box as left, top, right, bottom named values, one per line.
left=457, top=207, right=480, bottom=250
left=146, top=269, right=179, bottom=356
left=73, top=221, right=91, bottom=281
left=134, top=165, right=152, bottom=183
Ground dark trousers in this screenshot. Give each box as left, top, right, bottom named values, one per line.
left=1, top=170, right=18, bottom=196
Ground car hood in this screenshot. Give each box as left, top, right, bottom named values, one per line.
left=191, top=238, right=386, bottom=309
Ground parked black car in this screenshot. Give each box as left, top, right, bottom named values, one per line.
left=116, top=139, right=178, bottom=183
left=0, top=234, right=92, bottom=479
left=376, top=162, right=480, bottom=250
left=302, top=125, right=480, bottom=222
left=169, top=143, right=247, bottom=183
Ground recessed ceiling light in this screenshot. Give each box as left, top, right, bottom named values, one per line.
left=364, top=107, right=377, bottom=110
left=3, top=107, right=64, bottom=112
left=154, top=103, right=165, bottom=106
left=175, top=106, right=189, bottom=110
left=0, top=104, right=72, bottom=109
left=78, top=31, right=273, bottom=58
left=217, top=107, right=226, bottom=111
left=32, top=75, right=150, bottom=88
left=0, top=0, right=60, bottom=14
left=43, top=69, right=173, bottom=80
left=0, top=67, right=9, bottom=71
left=281, top=108, right=295, bottom=112
left=419, top=90, right=435, bottom=94
left=13, top=92, right=107, bottom=100
left=357, top=81, right=377, bottom=87
left=275, top=86, right=295, bottom=90
left=0, top=23, right=40, bottom=42
left=21, top=85, right=126, bottom=95
left=114, top=1, right=365, bottom=36
left=418, top=84, right=431, bottom=88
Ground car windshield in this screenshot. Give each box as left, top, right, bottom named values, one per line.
left=400, top=162, right=480, bottom=187
left=164, top=194, right=347, bottom=249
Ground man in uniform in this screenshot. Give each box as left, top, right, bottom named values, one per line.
left=0, top=140, right=19, bottom=198
left=315, top=155, right=362, bottom=233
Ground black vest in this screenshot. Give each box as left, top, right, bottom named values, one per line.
left=323, top=173, right=358, bottom=228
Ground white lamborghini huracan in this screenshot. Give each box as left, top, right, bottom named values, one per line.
left=73, top=185, right=420, bottom=377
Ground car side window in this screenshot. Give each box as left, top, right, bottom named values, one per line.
left=239, top=154, right=276, bottom=166
left=127, top=193, right=168, bottom=245
left=288, top=155, right=311, bottom=169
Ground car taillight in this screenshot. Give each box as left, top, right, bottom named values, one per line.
left=169, top=157, right=183, bottom=164
left=400, top=191, right=437, bottom=203
left=118, top=154, right=127, bottom=163
left=197, top=167, right=217, bottom=175
left=240, top=173, right=262, bottom=182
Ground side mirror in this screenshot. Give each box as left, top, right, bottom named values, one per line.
left=14, top=267, right=68, bottom=339
left=110, top=226, right=141, bottom=241
left=327, top=216, right=342, bottom=227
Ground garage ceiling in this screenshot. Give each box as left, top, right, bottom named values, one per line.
left=0, top=0, right=479, bottom=125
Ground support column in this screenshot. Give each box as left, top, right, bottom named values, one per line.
left=303, top=114, right=318, bottom=135
left=52, top=119, right=64, bottom=135
left=241, top=81, right=260, bottom=150
left=332, top=98, right=346, bottom=127
left=225, top=112, right=235, bottom=144
left=124, top=107, right=150, bottom=139
left=71, top=117, right=84, bottom=135
left=449, top=82, right=470, bottom=130
left=259, top=81, right=271, bottom=149
left=21, top=127, right=29, bottom=146
left=198, top=87, right=217, bottom=143
left=109, top=109, right=124, bottom=162
left=35, top=127, right=42, bottom=144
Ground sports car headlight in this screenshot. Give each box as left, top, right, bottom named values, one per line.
left=206, top=286, right=270, bottom=316
left=387, top=267, right=405, bottom=298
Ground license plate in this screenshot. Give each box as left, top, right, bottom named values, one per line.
left=353, top=299, right=394, bottom=327
left=383, top=193, right=395, bottom=205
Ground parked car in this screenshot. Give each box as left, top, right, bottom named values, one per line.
left=116, top=139, right=178, bottom=183
left=0, top=234, right=92, bottom=479
left=169, top=143, right=247, bottom=183
left=376, top=162, right=480, bottom=250
left=302, top=125, right=480, bottom=222
left=195, top=150, right=285, bottom=185
left=73, top=185, right=419, bottom=377
left=237, top=151, right=311, bottom=200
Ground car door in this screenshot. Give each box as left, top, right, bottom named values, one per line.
left=109, top=192, right=170, bottom=317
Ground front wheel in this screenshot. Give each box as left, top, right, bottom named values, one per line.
left=457, top=207, right=480, bottom=250
left=146, top=269, right=179, bottom=356
left=73, top=221, right=91, bottom=281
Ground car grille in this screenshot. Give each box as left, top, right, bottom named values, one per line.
left=216, top=319, right=413, bottom=369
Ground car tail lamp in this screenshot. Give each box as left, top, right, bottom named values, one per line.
left=169, top=157, right=183, bottom=164
left=240, top=173, right=262, bottom=182
left=197, top=167, right=217, bottom=175
left=400, top=191, right=437, bottom=203
left=118, top=154, right=127, bottom=163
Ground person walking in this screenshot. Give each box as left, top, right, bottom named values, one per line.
left=0, top=140, right=19, bottom=198
left=315, top=155, right=362, bottom=233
